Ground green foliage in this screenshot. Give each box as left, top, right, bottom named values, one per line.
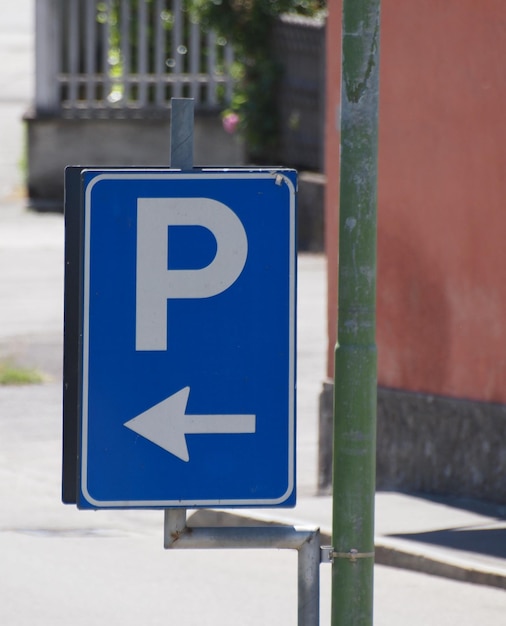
left=0, top=360, right=44, bottom=386
left=187, top=0, right=326, bottom=155
left=96, top=0, right=326, bottom=154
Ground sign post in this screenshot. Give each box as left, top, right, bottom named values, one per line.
left=62, top=98, right=322, bottom=626
left=331, top=1, right=381, bottom=625
left=165, top=98, right=194, bottom=534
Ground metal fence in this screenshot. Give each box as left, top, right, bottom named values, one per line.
left=35, top=0, right=235, bottom=117
left=270, top=14, right=326, bottom=171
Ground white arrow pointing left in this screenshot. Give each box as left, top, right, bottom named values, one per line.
left=123, top=386, right=256, bottom=462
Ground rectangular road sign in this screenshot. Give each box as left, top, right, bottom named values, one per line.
left=67, top=168, right=297, bottom=509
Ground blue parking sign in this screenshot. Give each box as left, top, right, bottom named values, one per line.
left=77, top=169, right=297, bottom=508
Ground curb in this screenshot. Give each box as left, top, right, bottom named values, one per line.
left=375, top=537, right=506, bottom=590
left=188, top=509, right=506, bottom=591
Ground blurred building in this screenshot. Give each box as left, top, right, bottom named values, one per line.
left=323, top=0, right=506, bottom=503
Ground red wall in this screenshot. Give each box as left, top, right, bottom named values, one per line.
left=325, top=0, right=506, bottom=404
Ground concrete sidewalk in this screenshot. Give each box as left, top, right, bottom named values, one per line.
left=193, top=492, right=506, bottom=591
left=0, top=196, right=505, bottom=595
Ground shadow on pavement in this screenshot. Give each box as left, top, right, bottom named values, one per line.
left=403, top=491, right=506, bottom=520
left=390, top=527, right=506, bottom=559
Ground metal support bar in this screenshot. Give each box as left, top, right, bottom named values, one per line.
left=161, top=96, right=319, bottom=625
left=164, top=509, right=187, bottom=544
left=297, top=528, right=321, bottom=624
left=164, top=523, right=317, bottom=551
left=163, top=96, right=194, bottom=551
left=163, top=519, right=321, bottom=626
left=170, top=97, right=195, bottom=169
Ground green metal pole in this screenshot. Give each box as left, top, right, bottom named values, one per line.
left=331, top=1, right=381, bottom=625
